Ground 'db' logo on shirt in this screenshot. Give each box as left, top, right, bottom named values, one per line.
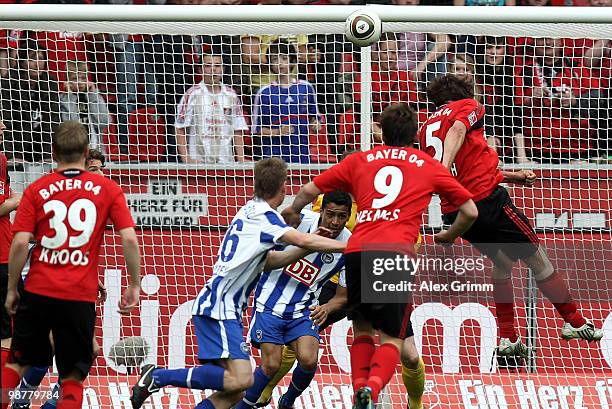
left=284, top=259, right=320, bottom=286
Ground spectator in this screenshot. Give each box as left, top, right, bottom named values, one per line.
left=339, top=34, right=418, bottom=151
left=252, top=39, right=321, bottom=163
left=447, top=54, right=483, bottom=103
left=515, top=37, right=603, bottom=161
left=152, top=15, right=198, bottom=161
left=234, top=35, right=274, bottom=111
left=476, top=37, right=532, bottom=163
left=59, top=61, right=111, bottom=152
left=0, top=40, right=60, bottom=163
left=355, top=33, right=418, bottom=118
left=0, top=30, right=20, bottom=79
left=175, top=46, right=247, bottom=164
left=299, top=34, right=347, bottom=149
left=238, top=34, right=307, bottom=96
left=393, top=0, right=451, bottom=85
left=30, top=30, right=89, bottom=89
left=106, top=1, right=164, bottom=146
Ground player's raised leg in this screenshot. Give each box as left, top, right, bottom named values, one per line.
left=132, top=315, right=251, bottom=409
left=523, top=247, right=603, bottom=341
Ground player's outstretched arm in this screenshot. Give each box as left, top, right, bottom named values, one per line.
left=118, top=227, right=141, bottom=315
left=279, top=229, right=346, bottom=254
left=434, top=199, right=478, bottom=244
left=5, top=231, right=32, bottom=316
left=283, top=182, right=322, bottom=227
left=442, top=121, right=467, bottom=169
left=264, top=247, right=311, bottom=271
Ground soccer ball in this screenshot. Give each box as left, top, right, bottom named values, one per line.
left=344, top=10, right=382, bottom=47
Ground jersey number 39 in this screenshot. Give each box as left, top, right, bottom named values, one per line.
left=42, top=199, right=98, bottom=249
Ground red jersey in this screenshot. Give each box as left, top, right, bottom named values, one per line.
left=314, top=146, right=472, bottom=254
left=0, top=153, right=12, bottom=264
left=12, top=169, right=134, bottom=302
left=417, top=99, right=504, bottom=214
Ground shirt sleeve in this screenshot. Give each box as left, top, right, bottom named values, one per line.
left=451, top=99, right=484, bottom=132
left=109, top=186, right=135, bottom=231
left=312, top=155, right=354, bottom=194
left=251, top=88, right=269, bottom=134
left=261, top=210, right=293, bottom=244
left=12, top=188, right=36, bottom=234
left=232, top=93, right=249, bottom=131
left=432, top=163, right=473, bottom=209
left=175, top=90, right=194, bottom=129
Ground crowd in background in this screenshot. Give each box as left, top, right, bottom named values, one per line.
left=0, top=0, right=610, bottom=166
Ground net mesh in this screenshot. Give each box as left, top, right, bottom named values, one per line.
left=1, top=14, right=611, bottom=409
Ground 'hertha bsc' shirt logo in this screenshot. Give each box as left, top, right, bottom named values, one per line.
left=322, top=253, right=335, bottom=264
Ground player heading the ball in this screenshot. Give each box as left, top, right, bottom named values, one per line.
left=131, top=157, right=346, bottom=409
left=1, top=121, right=141, bottom=409
left=418, top=74, right=603, bottom=358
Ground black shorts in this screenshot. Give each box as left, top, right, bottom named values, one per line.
left=1, top=264, right=24, bottom=340
left=317, top=280, right=350, bottom=332
left=443, top=186, right=540, bottom=261
left=9, top=290, right=96, bottom=379
left=345, top=252, right=414, bottom=339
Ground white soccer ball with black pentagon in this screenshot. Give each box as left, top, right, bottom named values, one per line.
left=345, top=10, right=382, bottom=47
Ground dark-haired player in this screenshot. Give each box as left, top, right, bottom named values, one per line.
left=418, top=74, right=603, bottom=358
left=237, top=190, right=352, bottom=409
left=283, top=103, right=478, bottom=409
left=86, top=149, right=106, bottom=175
left=1, top=121, right=141, bottom=409
left=131, top=158, right=346, bottom=409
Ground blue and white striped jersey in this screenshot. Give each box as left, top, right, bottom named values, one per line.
left=254, top=209, right=350, bottom=319
left=192, top=198, right=292, bottom=320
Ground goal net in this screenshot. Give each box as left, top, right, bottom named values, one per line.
left=1, top=5, right=611, bottom=408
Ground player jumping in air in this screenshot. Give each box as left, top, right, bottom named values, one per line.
left=235, top=190, right=353, bottom=409
left=1, top=121, right=141, bottom=409
left=130, top=157, right=346, bottom=409
left=418, top=74, right=603, bottom=358
left=10, top=148, right=109, bottom=409
left=283, top=103, right=478, bottom=409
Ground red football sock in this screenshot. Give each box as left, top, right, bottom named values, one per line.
left=366, top=343, right=400, bottom=403
left=1, top=366, right=21, bottom=409
left=493, top=278, right=518, bottom=342
left=1, top=347, right=9, bottom=371
left=536, top=272, right=586, bottom=328
left=57, top=380, right=84, bottom=409
left=350, top=335, right=375, bottom=392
